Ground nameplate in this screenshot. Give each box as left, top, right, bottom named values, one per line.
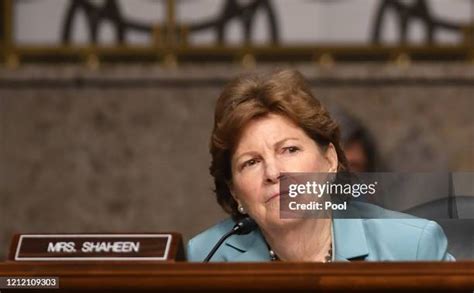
left=9, top=233, right=184, bottom=261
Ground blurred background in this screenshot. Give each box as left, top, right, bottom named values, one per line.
left=0, top=0, right=473, bottom=260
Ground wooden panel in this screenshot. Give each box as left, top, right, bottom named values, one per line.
left=0, top=262, right=473, bottom=291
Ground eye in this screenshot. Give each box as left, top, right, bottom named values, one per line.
left=242, top=158, right=259, bottom=170
left=283, top=146, right=301, bottom=154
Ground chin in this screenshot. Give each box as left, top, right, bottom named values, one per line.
left=265, top=210, right=303, bottom=228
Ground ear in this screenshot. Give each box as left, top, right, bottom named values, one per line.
left=324, top=143, right=339, bottom=172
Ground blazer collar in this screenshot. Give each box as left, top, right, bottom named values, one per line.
left=223, top=218, right=369, bottom=262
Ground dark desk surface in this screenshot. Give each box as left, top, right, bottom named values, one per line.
left=1, top=261, right=474, bottom=292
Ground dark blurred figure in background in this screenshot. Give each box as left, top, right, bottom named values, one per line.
left=331, top=107, right=383, bottom=173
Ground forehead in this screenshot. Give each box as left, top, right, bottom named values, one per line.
left=234, top=113, right=307, bottom=152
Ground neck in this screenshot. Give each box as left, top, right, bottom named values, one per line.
left=261, top=218, right=332, bottom=262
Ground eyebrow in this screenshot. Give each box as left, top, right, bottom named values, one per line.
left=234, top=137, right=300, bottom=163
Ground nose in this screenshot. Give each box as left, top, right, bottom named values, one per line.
left=264, top=158, right=282, bottom=184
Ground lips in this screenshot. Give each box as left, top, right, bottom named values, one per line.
left=265, top=194, right=279, bottom=203
left=265, top=190, right=289, bottom=203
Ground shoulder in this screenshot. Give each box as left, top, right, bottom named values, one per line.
left=186, top=218, right=236, bottom=262
left=354, top=203, right=454, bottom=260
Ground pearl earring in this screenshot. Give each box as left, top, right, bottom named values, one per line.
left=238, top=204, right=246, bottom=214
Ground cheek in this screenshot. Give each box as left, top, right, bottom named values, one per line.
left=232, top=173, right=261, bottom=203
left=307, top=155, right=329, bottom=172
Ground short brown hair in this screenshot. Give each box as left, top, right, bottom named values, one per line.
left=209, top=69, right=348, bottom=220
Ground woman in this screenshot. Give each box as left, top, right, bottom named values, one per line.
left=187, top=69, right=454, bottom=262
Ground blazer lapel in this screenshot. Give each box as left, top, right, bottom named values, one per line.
left=333, top=218, right=369, bottom=261
left=224, top=229, right=270, bottom=261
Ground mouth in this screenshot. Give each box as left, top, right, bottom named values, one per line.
left=265, top=190, right=289, bottom=203
left=265, top=194, right=279, bottom=203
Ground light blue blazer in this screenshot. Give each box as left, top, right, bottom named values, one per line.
left=187, top=205, right=455, bottom=262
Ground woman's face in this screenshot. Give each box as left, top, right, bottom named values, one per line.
left=230, top=113, right=338, bottom=228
